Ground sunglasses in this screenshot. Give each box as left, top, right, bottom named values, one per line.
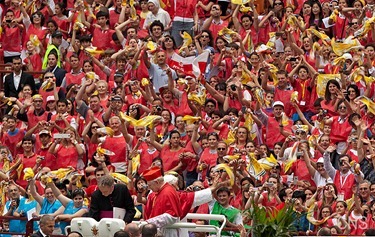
left=92, top=126, right=99, bottom=129
left=201, top=35, right=209, bottom=38
left=217, top=148, right=226, bottom=151
left=274, top=2, right=283, bottom=5
left=44, top=76, right=54, bottom=79
left=339, top=106, right=347, bottom=110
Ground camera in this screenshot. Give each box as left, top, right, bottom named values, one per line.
left=230, top=84, right=237, bottom=91
left=155, top=105, right=162, bottom=112
left=289, top=57, right=297, bottom=62
left=193, top=186, right=201, bottom=191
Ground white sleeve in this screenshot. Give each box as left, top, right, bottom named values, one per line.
left=146, top=213, right=178, bottom=228
left=192, top=188, right=213, bottom=208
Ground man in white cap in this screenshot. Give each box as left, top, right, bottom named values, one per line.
left=254, top=100, right=293, bottom=149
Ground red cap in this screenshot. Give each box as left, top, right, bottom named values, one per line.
left=142, top=167, right=162, bottom=181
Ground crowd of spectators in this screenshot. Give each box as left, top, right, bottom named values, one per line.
left=2, top=0, right=375, bottom=236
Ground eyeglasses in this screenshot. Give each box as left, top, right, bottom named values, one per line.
left=32, top=14, right=41, bottom=19
left=92, top=126, right=99, bottom=129
left=33, top=100, right=43, bottom=103
left=274, top=2, right=283, bottom=5
left=217, top=148, right=226, bottom=151
left=44, top=76, right=54, bottom=79
left=201, top=35, right=209, bottom=38
left=1, top=151, right=7, bottom=154
left=359, top=188, right=369, bottom=190
left=295, top=131, right=306, bottom=135
left=339, top=106, right=347, bottom=110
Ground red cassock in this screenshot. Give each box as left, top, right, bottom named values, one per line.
left=144, top=183, right=182, bottom=219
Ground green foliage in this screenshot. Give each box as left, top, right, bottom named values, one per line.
left=243, top=203, right=298, bottom=237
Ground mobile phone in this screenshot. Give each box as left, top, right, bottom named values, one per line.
left=293, top=176, right=298, bottom=185
left=53, top=133, right=71, bottom=139
left=289, top=57, right=297, bottom=61
left=225, top=47, right=231, bottom=52
left=241, top=106, right=247, bottom=114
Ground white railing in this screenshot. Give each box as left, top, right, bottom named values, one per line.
left=67, top=213, right=226, bottom=237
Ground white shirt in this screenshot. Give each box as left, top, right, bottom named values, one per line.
left=13, top=72, right=21, bottom=90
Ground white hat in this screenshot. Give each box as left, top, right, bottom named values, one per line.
left=46, top=96, right=55, bottom=102
left=317, top=157, right=324, bottom=163
left=342, top=53, right=353, bottom=61
left=272, top=101, right=284, bottom=108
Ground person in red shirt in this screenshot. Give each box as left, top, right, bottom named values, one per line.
left=2, top=116, right=25, bottom=157
left=2, top=9, right=23, bottom=63
left=201, top=4, right=228, bottom=42
left=16, top=136, right=43, bottom=188
left=82, top=10, right=114, bottom=50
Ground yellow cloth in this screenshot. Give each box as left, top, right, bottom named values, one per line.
left=248, top=153, right=266, bottom=179
left=182, top=115, right=201, bottom=125
left=121, top=115, right=162, bottom=128
left=179, top=32, right=193, bottom=52
left=215, top=164, right=235, bottom=186
left=354, top=17, right=375, bottom=38
left=132, top=153, right=140, bottom=176
left=357, top=95, right=375, bottom=115
left=111, top=173, right=130, bottom=184
left=23, top=167, right=34, bottom=181
left=85, top=46, right=104, bottom=56
left=331, top=37, right=362, bottom=56
left=284, top=142, right=299, bottom=173
left=218, top=27, right=237, bottom=43
left=316, top=74, right=340, bottom=97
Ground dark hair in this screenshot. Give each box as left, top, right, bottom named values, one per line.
left=365, top=229, right=375, bottom=236
left=91, top=152, right=111, bottom=167
left=162, top=36, right=177, bottom=50
left=216, top=187, right=231, bottom=196
left=96, top=10, right=109, bottom=19
left=71, top=189, right=85, bottom=198
left=31, top=11, right=45, bottom=26
left=345, top=84, right=360, bottom=101
left=150, top=20, right=164, bottom=32
left=141, top=223, right=158, bottom=237
left=319, top=205, right=333, bottom=219
left=308, top=1, right=323, bottom=28
left=200, top=30, right=214, bottom=47
left=113, top=230, right=130, bottom=237
left=46, top=19, right=58, bottom=30
left=57, top=98, right=69, bottom=106
left=22, top=136, right=35, bottom=145
left=324, top=79, right=340, bottom=103
left=292, top=190, right=306, bottom=203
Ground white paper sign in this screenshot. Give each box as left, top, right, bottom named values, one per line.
left=113, top=207, right=126, bottom=219
left=27, top=207, right=36, bottom=221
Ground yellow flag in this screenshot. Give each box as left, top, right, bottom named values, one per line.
left=316, top=74, right=340, bottom=97
left=354, top=17, right=375, bottom=38
left=85, top=46, right=104, bottom=56
left=248, top=153, right=266, bottom=179
left=215, top=164, right=235, bottom=186
left=188, top=91, right=206, bottom=106
left=218, top=27, right=237, bottom=43
left=223, top=129, right=236, bottom=145
left=182, top=115, right=201, bottom=125
left=290, top=91, right=299, bottom=103
left=23, top=168, right=35, bottom=181
left=179, top=32, right=193, bottom=52
left=50, top=167, right=75, bottom=180
left=331, top=37, right=362, bottom=56
left=111, top=172, right=130, bottom=184
left=231, top=0, right=250, bottom=4
left=284, top=142, right=299, bottom=173
left=307, top=202, right=330, bottom=225
left=121, top=114, right=162, bottom=127
left=307, top=29, right=331, bottom=43
left=132, top=153, right=140, bottom=176
left=357, top=95, right=375, bottom=115
left=30, top=34, right=40, bottom=47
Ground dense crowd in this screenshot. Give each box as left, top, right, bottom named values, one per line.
left=3, top=0, right=375, bottom=236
